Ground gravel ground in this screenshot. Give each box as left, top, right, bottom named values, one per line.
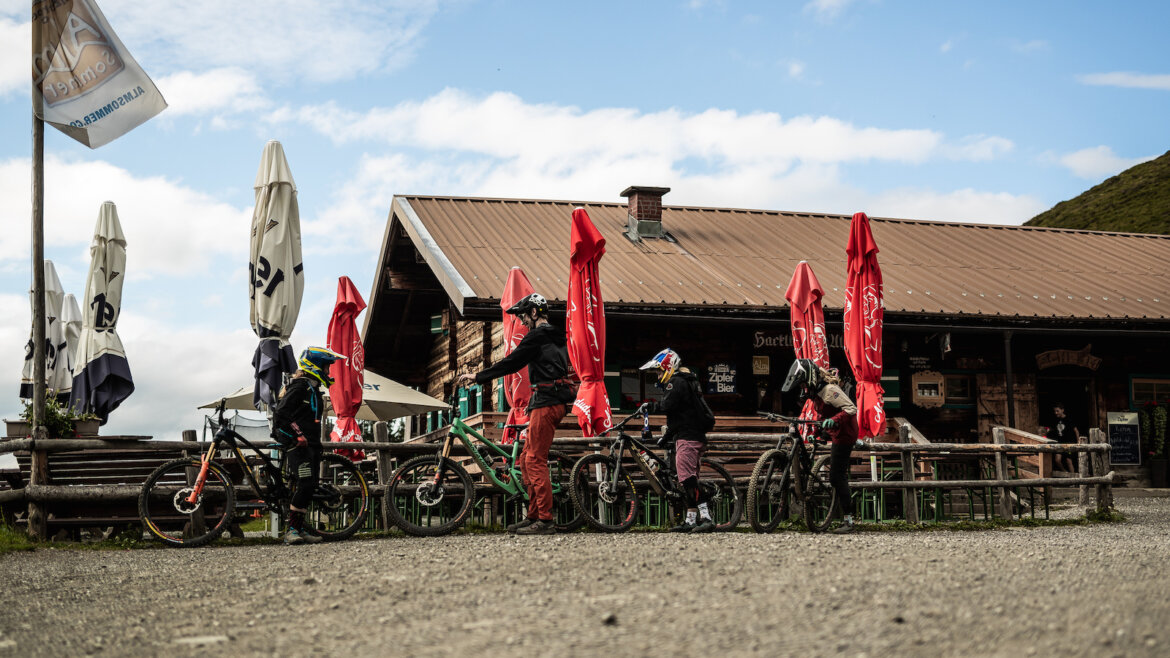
left=1, top=498, right=1167, bottom=657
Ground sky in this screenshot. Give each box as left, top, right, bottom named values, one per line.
left=1, top=0, right=1168, bottom=442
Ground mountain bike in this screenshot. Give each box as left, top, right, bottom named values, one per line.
left=568, top=405, right=742, bottom=533
left=383, top=401, right=584, bottom=536
left=138, top=401, right=371, bottom=547
left=745, top=412, right=838, bottom=533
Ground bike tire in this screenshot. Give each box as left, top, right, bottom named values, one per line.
left=569, top=453, right=639, bottom=533
left=139, top=457, right=236, bottom=548
left=698, top=458, right=743, bottom=531
left=746, top=449, right=791, bottom=533
left=300, top=453, right=371, bottom=541
left=803, top=454, right=839, bottom=533
left=384, top=455, right=475, bottom=537
left=548, top=450, right=586, bottom=532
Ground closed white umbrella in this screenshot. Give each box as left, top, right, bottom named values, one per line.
left=21, top=260, right=70, bottom=402
left=61, top=293, right=83, bottom=378
left=200, top=370, right=447, bottom=421
left=249, top=140, right=304, bottom=408
left=70, top=202, right=134, bottom=424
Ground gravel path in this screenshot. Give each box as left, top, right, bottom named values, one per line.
left=1, top=498, right=1167, bottom=657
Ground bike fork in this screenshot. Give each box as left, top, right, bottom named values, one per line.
left=185, top=440, right=218, bottom=505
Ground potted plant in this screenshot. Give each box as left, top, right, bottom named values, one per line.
left=13, top=397, right=101, bottom=439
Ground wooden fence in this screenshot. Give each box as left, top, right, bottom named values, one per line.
left=1, top=420, right=1114, bottom=538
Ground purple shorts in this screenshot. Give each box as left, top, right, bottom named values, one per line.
left=674, top=439, right=705, bottom=482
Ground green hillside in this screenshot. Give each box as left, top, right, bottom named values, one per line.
left=1025, top=150, right=1170, bottom=234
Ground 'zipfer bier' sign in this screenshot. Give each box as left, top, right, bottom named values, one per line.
left=706, top=363, right=737, bottom=394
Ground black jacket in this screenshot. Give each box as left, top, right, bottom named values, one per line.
left=655, top=369, right=707, bottom=444
left=271, top=377, right=324, bottom=446
left=476, top=322, right=572, bottom=411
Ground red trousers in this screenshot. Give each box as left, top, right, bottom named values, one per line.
left=523, top=404, right=566, bottom=520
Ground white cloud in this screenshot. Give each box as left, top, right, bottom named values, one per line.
left=0, top=18, right=28, bottom=97
left=1078, top=72, right=1170, bottom=91
left=941, top=135, right=1015, bottom=162
left=87, top=0, right=440, bottom=84
left=804, top=0, right=856, bottom=21
left=0, top=156, right=251, bottom=273
left=787, top=60, right=807, bottom=79
left=154, top=67, right=269, bottom=116
left=868, top=188, right=1047, bottom=225
left=1010, top=39, right=1049, bottom=54
left=940, top=40, right=953, bottom=54
left=1058, top=146, right=1156, bottom=180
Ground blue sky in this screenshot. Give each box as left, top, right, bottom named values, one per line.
left=1, top=0, right=1167, bottom=440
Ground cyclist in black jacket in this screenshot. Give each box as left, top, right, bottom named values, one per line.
left=641, top=348, right=715, bottom=533
left=271, top=346, right=343, bottom=545
left=457, top=293, right=574, bottom=536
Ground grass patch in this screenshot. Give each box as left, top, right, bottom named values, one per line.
left=0, top=524, right=34, bottom=555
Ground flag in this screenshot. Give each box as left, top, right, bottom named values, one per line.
left=32, top=0, right=167, bottom=148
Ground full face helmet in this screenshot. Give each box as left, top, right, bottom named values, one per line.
left=298, top=346, right=345, bottom=387
left=505, top=293, right=549, bottom=318
left=640, top=348, right=681, bottom=386
left=782, top=358, right=823, bottom=395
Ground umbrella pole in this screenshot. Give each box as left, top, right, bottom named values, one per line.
left=28, top=112, right=49, bottom=541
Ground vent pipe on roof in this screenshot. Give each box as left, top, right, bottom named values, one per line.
left=621, top=185, right=670, bottom=241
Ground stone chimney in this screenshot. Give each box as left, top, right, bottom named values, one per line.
left=621, top=185, right=670, bottom=241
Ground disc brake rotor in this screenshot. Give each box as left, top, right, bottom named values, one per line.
left=173, top=488, right=200, bottom=514
left=415, top=482, right=444, bottom=507
left=598, top=480, right=619, bottom=504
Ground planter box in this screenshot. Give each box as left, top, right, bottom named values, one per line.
left=73, top=419, right=100, bottom=437
left=1151, top=459, right=1169, bottom=489
left=4, top=420, right=31, bottom=437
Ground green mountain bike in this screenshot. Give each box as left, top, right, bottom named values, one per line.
left=383, top=402, right=584, bottom=536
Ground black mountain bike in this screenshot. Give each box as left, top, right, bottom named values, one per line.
left=139, top=401, right=371, bottom=547
left=745, top=412, right=838, bottom=533
left=569, top=405, right=742, bottom=532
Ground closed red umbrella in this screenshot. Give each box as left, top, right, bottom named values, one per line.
left=499, top=267, right=535, bottom=445
left=326, top=276, right=366, bottom=460
left=785, top=261, right=830, bottom=432
left=844, top=212, right=886, bottom=439
left=566, top=208, right=612, bottom=436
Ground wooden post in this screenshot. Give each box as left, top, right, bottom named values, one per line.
left=182, top=430, right=207, bottom=537
left=1090, top=428, right=1112, bottom=511
left=26, top=113, right=48, bottom=542
left=374, top=421, right=392, bottom=530
left=992, top=428, right=1014, bottom=520
left=26, top=445, right=48, bottom=540
left=1077, top=433, right=1090, bottom=507
left=899, top=425, right=919, bottom=524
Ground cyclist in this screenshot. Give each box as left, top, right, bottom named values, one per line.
left=272, top=346, right=345, bottom=545
left=457, top=293, right=574, bottom=536
left=781, top=358, right=859, bottom=534
left=640, top=348, right=715, bottom=533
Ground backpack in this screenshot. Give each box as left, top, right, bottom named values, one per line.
left=691, top=379, right=717, bottom=433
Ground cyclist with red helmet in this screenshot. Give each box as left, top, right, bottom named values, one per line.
left=457, top=293, right=574, bottom=536
left=271, top=346, right=344, bottom=545
left=782, top=358, right=859, bottom=534
left=641, top=348, right=716, bottom=533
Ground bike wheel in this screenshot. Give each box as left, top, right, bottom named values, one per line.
left=139, top=457, right=236, bottom=548
left=548, top=450, right=586, bottom=532
left=299, top=453, right=371, bottom=541
left=746, top=449, right=793, bottom=533
left=698, top=459, right=743, bottom=531
left=384, top=455, right=475, bottom=537
left=569, top=453, right=639, bottom=533
left=802, top=454, right=839, bottom=533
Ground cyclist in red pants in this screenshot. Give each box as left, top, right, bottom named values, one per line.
left=457, top=293, right=575, bottom=536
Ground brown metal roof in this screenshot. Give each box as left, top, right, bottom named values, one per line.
left=390, top=195, right=1170, bottom=321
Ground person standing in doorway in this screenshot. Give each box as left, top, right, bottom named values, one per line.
left=1045, top=403, right=1080, bottom=472
left=456, top=293, right=574, bottom=536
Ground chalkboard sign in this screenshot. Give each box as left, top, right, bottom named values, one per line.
left=1106, top=412, right=1141, bottom=465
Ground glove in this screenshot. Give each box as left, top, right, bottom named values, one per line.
left=642, top=401, right=659, bottom=414
left=295, top=435, right=309, bottom=448
left=820, top=418, right=837, bottom=430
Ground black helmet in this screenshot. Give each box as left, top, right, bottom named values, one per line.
left=506, top=292, right=548, bottom=317
left=782, top=358, right=823, bottom=394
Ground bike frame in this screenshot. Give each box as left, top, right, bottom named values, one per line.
left=597, top=408, right=675, bottom=498
left=187, top=414, right=288, bottom=513
left=433, top=413, right=555, bottom=501
left=758, top=414, right=828, bottom=505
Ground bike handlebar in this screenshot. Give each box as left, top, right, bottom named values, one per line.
left=756, top=411, right=821, bottom=425
left=601, top=404, right=652, bottom=436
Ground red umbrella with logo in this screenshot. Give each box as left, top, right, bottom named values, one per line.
left=566, top=207, right=612, bottom=436
left=326, top=276, right=366, bottom=460
left=844, top=212, right=886, bottom=439
left=499, top=267, right=535, bottom=445
left=785, top=261, right=830, bottom=434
